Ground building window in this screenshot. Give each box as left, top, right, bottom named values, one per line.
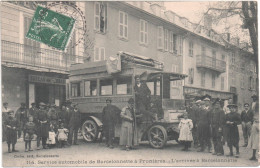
left=189, top=41, right=194, bottom=57
left=172, top=64, right=178, bottom=86
left=116, top=77, right=132, bottom=95
left=94, top=47, right=105, bottom=62
left=119, top=11, right=128, bottom=39
left=231, top=73, right=236, bottom=86
left=71, top=82, right=81, bottom=97
left=188, top=68, right=194, bottom=84
left=169, top=31, right=173, bottom=53
left=201, top=72, right=205, bottom=87
left=140, top=19, right=148, bottom=45
left=201, top=46, right=206, bottom=56
left=212, top=74, right=215, bottom=88
left=164, top=29, right=168, bottom=51
left=84, top=80, right=97, bottom=96
left=249, top=76, right=255, bottom=90
left=178, top=36, right=183, bottom=55
left=221, top=54, right=225, bottom=61
left=221, top=77, right=224, bottom=90
left=231, top=52, right=235, bottom=65
left=157, top=26, right=164, bottom=50
left=100, top=79, right=113, bottom=95
left=94, top=2, right=107, bottom=33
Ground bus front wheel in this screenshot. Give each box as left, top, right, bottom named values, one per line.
left=81, top=120, right=98, bottom=142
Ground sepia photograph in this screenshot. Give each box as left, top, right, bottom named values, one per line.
left=1, top=0, right=259, bottom=167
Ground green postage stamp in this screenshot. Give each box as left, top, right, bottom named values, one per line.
left=26, top=6, right=75, bottom=51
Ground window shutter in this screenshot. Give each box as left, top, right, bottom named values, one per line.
left=100, top=47, right=105, bottom=60
left=94, top=47, right=99, bottom=61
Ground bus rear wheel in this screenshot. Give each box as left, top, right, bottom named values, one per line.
left=81, top=120, right=98, bottom=142
left=148, top=125, right=167, bottom=149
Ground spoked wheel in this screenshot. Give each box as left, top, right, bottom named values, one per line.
left=148, top=125, right=167, bottom=149
left=81, top=120, right=98, bottom=142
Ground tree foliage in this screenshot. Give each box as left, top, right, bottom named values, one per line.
left=206, top=1, right=258, bottom=61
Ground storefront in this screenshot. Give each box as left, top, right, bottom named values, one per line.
left=184, top=86, right=234, bottom=105
left=2, top=66, right=67, bottom=110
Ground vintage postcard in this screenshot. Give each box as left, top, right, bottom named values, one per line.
left=1, top=1, right=259, bottom=167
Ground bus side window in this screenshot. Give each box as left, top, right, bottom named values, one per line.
left=116, top=77, right=132, bottom=95
left=71, top=82, right=81, bottom=97
left=84, top=80, right=97, bottom=96
left=100, top=79, right=113, bottom=95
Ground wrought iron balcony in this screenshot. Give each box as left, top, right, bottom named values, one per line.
left=1, top=40, right=84, bottom=73
left=196, top=55, right=226, bottom=73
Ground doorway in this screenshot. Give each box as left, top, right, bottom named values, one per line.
left=35, top=84, right=49, bottom=107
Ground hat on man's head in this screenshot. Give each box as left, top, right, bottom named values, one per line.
left=135, top=75, right=140, bottom=79
left=21, top=102, right=26, bottom=106
left=106, top=98, right=112, bottom=103
left=7, top=110, right=14, bottom=114
left=39, top=102, right=46, bottom=106
left=227, top=104, right=237, bottom=108
left=213, top=98, right=221, bottom=105
left=50, top=103, right=56, bottom=107
left=72, top=103, right=78, bottom=108
left=195, top=100, right=202, bottom=104
left=203, top=97, right=211, bottom=101
left=244, top=103, right=250, bottom=107
left=31, top=102, right=36, bottom=106
left=252, top=94, right=258, bottom=99
left=66, top=100, right=72, bottom=105
left=3, top=102, right=8, bottom=105
left=128, top=98, right=135, bottom=104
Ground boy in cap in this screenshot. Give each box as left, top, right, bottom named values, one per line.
left=225, top=104, right=241, bottom=157
left=15, top=102, right=28, bottom=139
left=5, top=110, right=19, bottom=153
left=241, top=103, right=254, bottom=147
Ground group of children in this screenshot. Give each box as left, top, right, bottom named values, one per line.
left=4, top=106, right=70, bottom=153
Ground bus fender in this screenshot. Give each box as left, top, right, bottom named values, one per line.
left=89, top=116, right=103, bottom=127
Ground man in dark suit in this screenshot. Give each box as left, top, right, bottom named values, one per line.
left=102, top=98, right=120, bottom=148
left=15, top=103, right=28, bottom=139
left=68, top=104, right=81, bottom=145
left=241, top=103, right=254, bottom=147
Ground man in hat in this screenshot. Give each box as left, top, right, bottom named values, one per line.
left=36, top=102, right=49, bottom=150
left=241, top=103, right=254, bottom=147
left=47, top=104, right=59, bottom=132
left=134, top=75, right=151, bottom=114
left=5, top=110, right=19, bottom=153
left=2, top=102, right=10, bottom=142
left=102, top=98, right=121, bottom=148
left=251, top=94, right=258, bottom=114
left=28, top=103, right=38, bottom=122
left=225, top=104, right=241, bottom=157
left=68, top=104, right=81, bottom=145
left=15, top=102, right=28, bottom=139
left=210, top=98, right=225, bottom=156
left=58, top=104, right=69, bottom=129
left=188, top=98, right=200, bottom=148
left=197, top=99, right=211, bottom=152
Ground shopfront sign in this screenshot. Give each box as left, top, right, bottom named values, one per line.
left=184, top=87, right=233, bottom=100
left=29, top=75, right=66, bottom=85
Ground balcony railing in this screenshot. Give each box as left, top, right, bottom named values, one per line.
left=196, top=55, right=226, bottom=73
left=1, top=40, right=84, bottom=72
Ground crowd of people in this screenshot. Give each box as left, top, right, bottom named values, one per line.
left=180, top=95, right=259, bottom=161
left=2, top=101, right=81, bottom=153
left=1, top=76, right=258, bottom=162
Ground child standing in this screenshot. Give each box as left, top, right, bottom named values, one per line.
left=178, top=112, right=193, bottom=151
left=24, top=116, right=36, bottom=152
left=46, top=125, right=56, bottom=148
left=57, top=123, right=69, bottom=148
left=5, top=110, right=19, bottom=153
